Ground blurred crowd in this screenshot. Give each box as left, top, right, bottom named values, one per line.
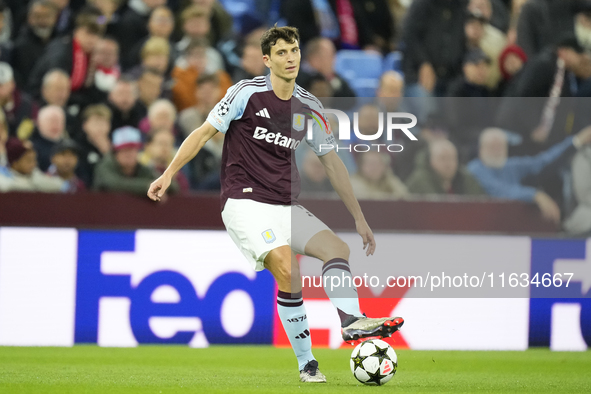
left=0, top=0, right=590, bottom=234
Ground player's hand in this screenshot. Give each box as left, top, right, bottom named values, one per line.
left=534, top=191, right=561, bottom=225
left=356, top=219, right=376, bottom=256
left=147, top=174, right=172, bottom=202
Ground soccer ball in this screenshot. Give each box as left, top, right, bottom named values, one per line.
left=350, top=339, right=397, bottom=385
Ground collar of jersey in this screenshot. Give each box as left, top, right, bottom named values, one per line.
left=265, top=73, right=298, bottom=101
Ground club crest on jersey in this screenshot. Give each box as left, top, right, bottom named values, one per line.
left=292, top=113, right=305, bottom=132
left=262, top=229, right=276, bottom=244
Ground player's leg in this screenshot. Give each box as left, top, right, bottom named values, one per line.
left=301, top=220, right=404, bottom=343
left=303, top=229, right=363, bottom=325
left=264, top=245, right=326, bottom=383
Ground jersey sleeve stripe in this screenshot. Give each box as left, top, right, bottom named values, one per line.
left=228, top=81, right=267, bottom=104
left=296, top=86, right=324, bottom=108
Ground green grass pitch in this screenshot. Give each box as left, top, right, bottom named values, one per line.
left=1, top=346, right=590, bottom=393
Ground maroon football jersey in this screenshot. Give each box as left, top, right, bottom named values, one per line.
left=206, top=75, right=335, bottom=210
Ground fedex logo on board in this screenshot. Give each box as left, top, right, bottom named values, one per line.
left=74, top=230, right=276, bottom=346
left=529, top=239, right=591, bottom=350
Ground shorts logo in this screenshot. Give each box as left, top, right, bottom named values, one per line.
left=262, top=229, right=276, bottom=244
left=293, top=113, right=305, bottom=132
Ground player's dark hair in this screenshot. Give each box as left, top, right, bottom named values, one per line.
left=260, top=25, right=299, bottom=57
left=196, top=73, right=220, bottom=87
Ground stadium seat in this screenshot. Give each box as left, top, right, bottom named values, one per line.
left=334, top=50, right=383, bottom=97
left=383, top=51, right=403, bottom=72
left=218, top=0, right=254, bottom=32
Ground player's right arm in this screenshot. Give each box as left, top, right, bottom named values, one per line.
left=148, top=79, right=252, bottom=201
left=147, top=122, right=218, bottom=201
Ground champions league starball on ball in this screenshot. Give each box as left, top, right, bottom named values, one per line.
left=350, top=339, right=398, bottom=386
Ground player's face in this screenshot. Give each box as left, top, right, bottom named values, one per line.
left=264, top=39, right=300, bottom=81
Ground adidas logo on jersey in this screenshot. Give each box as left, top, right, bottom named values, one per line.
left=255, top=108, right=271, bottom=118
left=253, top=126, right=301, bottom=150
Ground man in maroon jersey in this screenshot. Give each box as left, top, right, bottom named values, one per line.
left=148, top=26, right=403, bottom=383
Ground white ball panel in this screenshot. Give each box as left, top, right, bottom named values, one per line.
left=362, top=356, right=380, bottom=374
left=386, top=347, right=397, bottom=363
left=350, top=358, right=355, bottom=373
left=371, top=338, right=390, bottom=349
left=351, top=342, right=362, bottom=358
left=354, top=367, right=371, bottom=382
left=380, top=373, right=394, bottom=385
left=359, top=342, right=377, bottom=357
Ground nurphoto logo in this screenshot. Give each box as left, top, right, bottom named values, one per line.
left=305, top=108, right=418, bottom=153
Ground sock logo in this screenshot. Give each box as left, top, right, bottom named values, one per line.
left=287, top=315, right=307, bottom=323
left=295, top=329, right=310, bottom=339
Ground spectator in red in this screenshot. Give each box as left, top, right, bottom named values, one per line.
left=497, top=44, right=527, bottom=96
left=28, top=5, right=105, bottom=97
left=280, top=0, right=376, bottom=50
left=47, top=139, right=85, bottom=192
left=87, top=37, right=121, bottom=99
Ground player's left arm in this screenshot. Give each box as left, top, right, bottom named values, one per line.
left=319, top=150, right=376, bottom=256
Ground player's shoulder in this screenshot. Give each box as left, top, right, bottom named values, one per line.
left=225, top=76, right=269, bottom=104
left=294, top=85, right=324, bottom=110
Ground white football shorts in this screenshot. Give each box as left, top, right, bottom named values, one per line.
left=221, top=198, right=331, bottom=271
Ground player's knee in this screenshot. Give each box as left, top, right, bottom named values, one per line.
left=265, top=249, right=297, bottom=284
left=338, top=239, right=350, bottom=259
left=324, top=238, right=349, bottom=261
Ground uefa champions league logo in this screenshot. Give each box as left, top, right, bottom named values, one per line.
left=218, top=100, right=230, bottom=116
